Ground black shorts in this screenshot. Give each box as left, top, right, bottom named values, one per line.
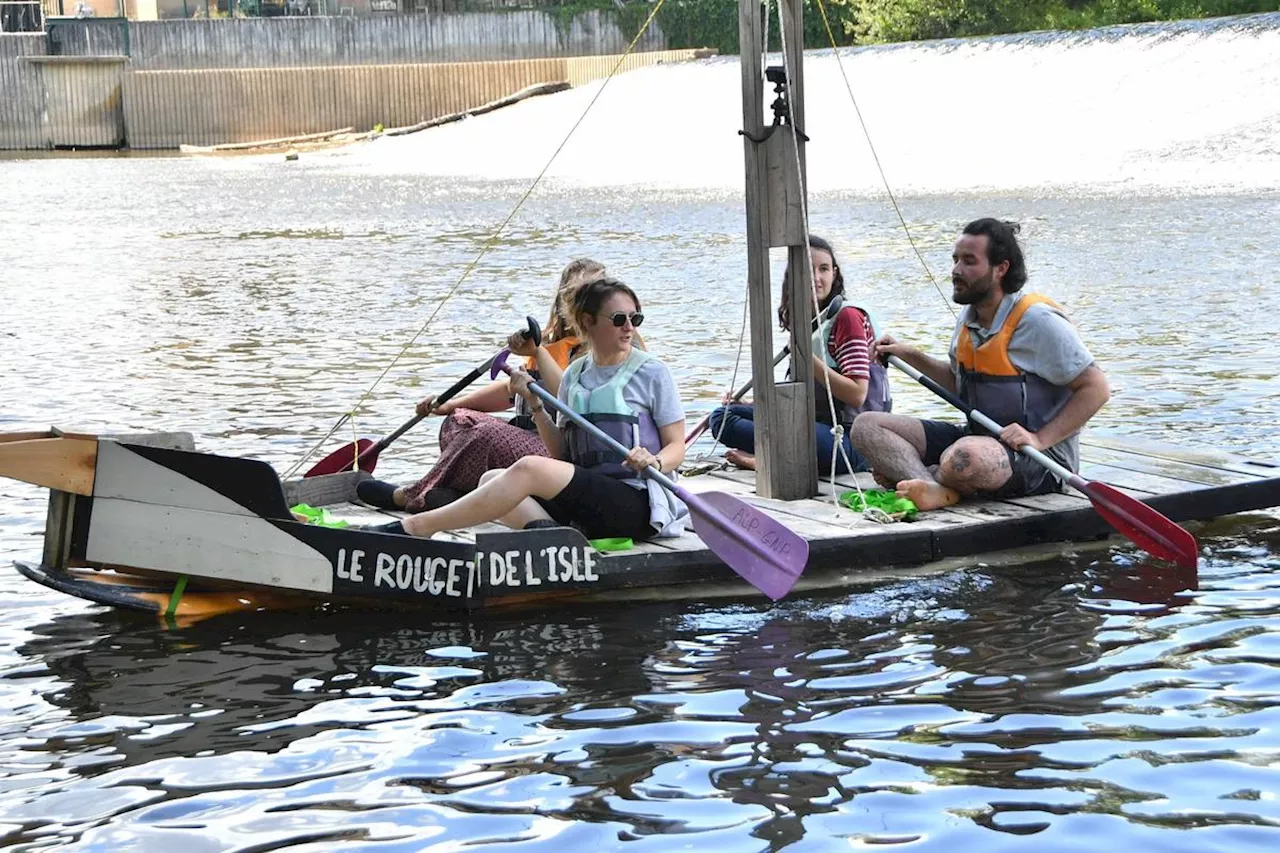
left=920, top=419, right=1062, bottom=500
left=534, top=466, right=654, bottom=541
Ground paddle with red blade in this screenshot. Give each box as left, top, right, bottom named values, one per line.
left=685, top=296, right=846, bottom=447
left=887, top=355, right=1199, bottom=569
left=304, top=316, right=542, bottom=478
left=491, top=350, right=809, bottom=600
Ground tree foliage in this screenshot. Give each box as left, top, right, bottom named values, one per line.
left=852, top=0, right=1277, bottom=41
left=655, top=0, right=860, bottom=55
left=645, top=0, right=1278, bottom=50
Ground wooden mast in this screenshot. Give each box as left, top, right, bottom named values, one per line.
left=738, top=0, right=817, bottom=500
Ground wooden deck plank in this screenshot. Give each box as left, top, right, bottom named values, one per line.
left=1079, top=443, right=1264, bottom=488
left=283, top=471, right=369, bottom=508
left=698, top=465, right=1096, bottom=533
left=1142, top=475, right=1280, bottom=524
left=273, top=438, right=1280, bottom=597
left=999, top=492, right=1093, bottom=512
left=323, top=504, right=398, bottom=524
left=1084, top=436, right=1280, bottom=479
left=1078, top=461, right=1197, bottom=496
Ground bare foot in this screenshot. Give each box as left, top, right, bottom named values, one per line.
left=872, top=470, right=895, bottom=489
left=399, top=514, right=434, bottom=538
left=896, top=478, right=960, bottom=510
left=725, top=449, right=757, bottom=471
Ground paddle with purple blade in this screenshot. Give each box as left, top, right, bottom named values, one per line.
left=491, top=349, right=809, bottom=600
left=887, top=355, right=1198, bottom=569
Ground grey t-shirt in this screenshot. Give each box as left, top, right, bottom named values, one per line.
left=556, top=356, right=685, bottom=431
left=556, top=354, right=689, bottom=537
left=947, top=292, right=1096, bottom=472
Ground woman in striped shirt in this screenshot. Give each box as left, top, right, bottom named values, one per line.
left=707, top=235, right=892, bottom=474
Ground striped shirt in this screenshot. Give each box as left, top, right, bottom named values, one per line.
left=828, top=306, right=873, bottom=380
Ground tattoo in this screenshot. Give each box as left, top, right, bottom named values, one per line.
left=951, top=449, right=971, bottom=473
left=999, top=454, right=1011, bottom=471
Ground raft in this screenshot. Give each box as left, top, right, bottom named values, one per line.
left=4, top=428, right=1279, bottom=621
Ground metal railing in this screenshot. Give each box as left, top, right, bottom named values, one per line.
left=0, top=0, right=43, bottom=32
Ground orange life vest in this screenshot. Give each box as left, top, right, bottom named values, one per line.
left=954, top=293, right=1073, bottom=433
left=524, top=336, right=582, bottom=372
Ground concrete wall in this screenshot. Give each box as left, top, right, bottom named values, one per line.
left=0, top=34, right=44, bottom=148
left=123, top=48, right=702, bottom=147
left=48, top=13, right=667, bottom=67
left=1, top=14, right=700, bottom=149
left=31, top=55, right=126, bottom=145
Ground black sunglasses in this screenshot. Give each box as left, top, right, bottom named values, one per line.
left=606, top=311, right=644, bottom=328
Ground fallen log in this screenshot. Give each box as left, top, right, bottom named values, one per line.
left=179, top=126, right=359, bottom=155
left=383, top=81, right=570, bottom=137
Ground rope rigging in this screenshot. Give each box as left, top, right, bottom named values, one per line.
left=285, top=0, right=953, bottom=530
left=283, top=0, right=671, bottom=480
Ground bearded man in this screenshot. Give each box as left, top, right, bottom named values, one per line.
left=850, top=218, right=1111, bottom=510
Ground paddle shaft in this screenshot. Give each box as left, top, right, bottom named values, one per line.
left=685, top=296, right=844, bottom=446
left=353, top=352, right=500, bottom=465
left=350, top=321, right=540, bottom=467
left=684, top=346, right=789, bottom=446
left=887, top=354, right=1198, bottom=568
left=885, top=355, right=1080, bottom=485
left=498, top=366, right=791, bottom=568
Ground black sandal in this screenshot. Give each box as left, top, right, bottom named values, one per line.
left=361, top=519, right=408, bottom=535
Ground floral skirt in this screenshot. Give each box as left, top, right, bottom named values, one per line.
left=399, top=408, right=549, bottom=513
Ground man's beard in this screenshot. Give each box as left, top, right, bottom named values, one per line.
left=952, top=270, right=996, bottom=305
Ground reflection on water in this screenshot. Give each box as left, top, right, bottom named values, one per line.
left=1, top=521, right=1276, bottom=849
left=3, top=16, right=1280, bottom=851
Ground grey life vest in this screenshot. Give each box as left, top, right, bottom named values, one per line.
left=812, top=304, right=893, bottom=427
left=561, top=348, right=663, bottom=479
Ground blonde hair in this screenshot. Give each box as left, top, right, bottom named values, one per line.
left=546, top=258, right=605, bottom=342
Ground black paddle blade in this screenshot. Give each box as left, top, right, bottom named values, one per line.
left=1085, top=481, right=1199, bottom=569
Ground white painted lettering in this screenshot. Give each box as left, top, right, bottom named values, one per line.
left=504, top=550, right=521, bottom=587
left=446, top=559, right=463, bottom=597
left=543, top=546, right=557, bottom=579
left=524, top=550, right=541, bottom=586
left=374, top=552, right=395, bottom=588
left=396, top=554, right=413, bottom=589
left=428, top=557, right=446, bottom=595
left=336, top=548, right=350, bottom=580
left=584, top=549, right=598, bottom=581
left=413, top=556, right=430, bottom=593
left=557, top=546, right=574, bottom=583
left=349, top=550, right=365, bottom=583
left=488, top=551, right=505, bottom=586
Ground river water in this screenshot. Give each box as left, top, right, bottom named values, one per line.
left=2, top=14, right=1280, bottom=851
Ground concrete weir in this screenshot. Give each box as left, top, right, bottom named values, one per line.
left=0, top=15, right=710, bottom=150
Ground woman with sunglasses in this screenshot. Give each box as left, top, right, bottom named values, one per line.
left=356, top=259, right=607, bottom=513
left=367, top=277, right=689, bottom=541
left=706, top=235, right=892, bottom=474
